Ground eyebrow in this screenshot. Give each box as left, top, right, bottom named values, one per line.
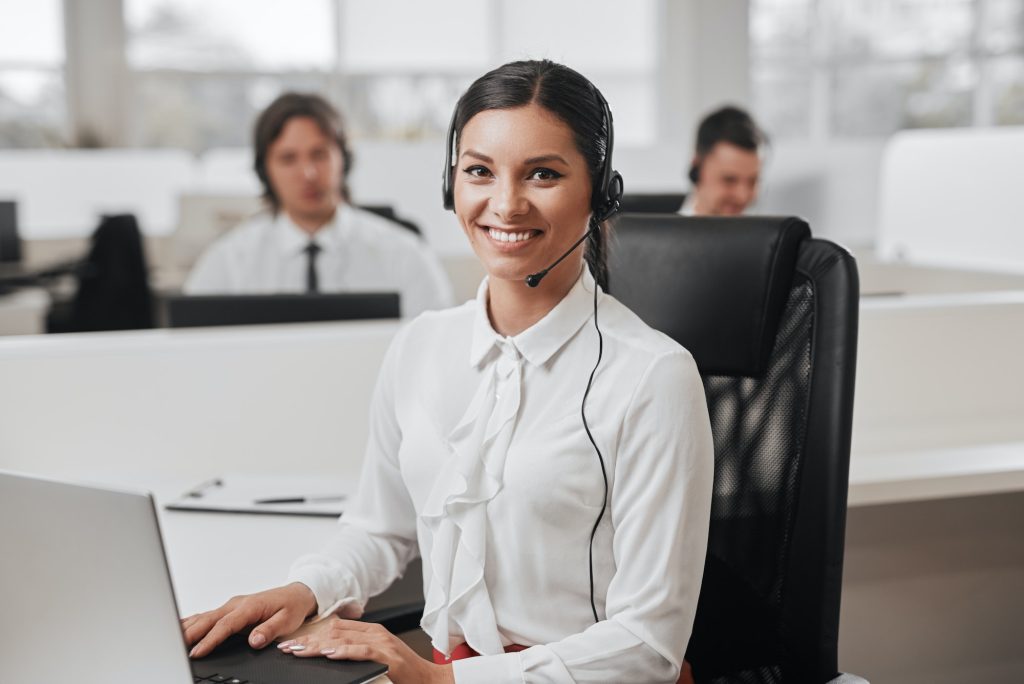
left=461, top=149, right=493, bottom=163
left=459, top=150, right=570, bottom=166
left=524, top=154, right=569, bottom=166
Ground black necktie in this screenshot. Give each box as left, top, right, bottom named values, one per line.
left=304, top=242, right=321, bottom=293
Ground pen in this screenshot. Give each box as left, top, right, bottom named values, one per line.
left=253, top=495, right=347, bottom=505
left=183, top=477, right=224, bottom=499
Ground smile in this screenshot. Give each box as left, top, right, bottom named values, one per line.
left=485, top=227, right=541, bottom=243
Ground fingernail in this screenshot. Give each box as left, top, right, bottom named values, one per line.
left=249, top=633, right=266, bottom=647
left=189, top=646, right=198, bottom=658
left=289, top=644, right=306, bottom=651
left=320, top=648, right=336, bottom=655
left=277, top=640, right=294, bottom=649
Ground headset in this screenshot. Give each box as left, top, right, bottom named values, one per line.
left=441, top=84, right=623, bottom=623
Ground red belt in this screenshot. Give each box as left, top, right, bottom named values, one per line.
left=432, top=642, right=527, bottom=664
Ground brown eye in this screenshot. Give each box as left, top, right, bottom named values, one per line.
left=529, top=168, right=562, bottom=181
left=463, top=165, right=492, bottom=178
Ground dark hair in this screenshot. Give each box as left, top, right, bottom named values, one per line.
left=451, top=60, right=613, bottom=289
left=253, top=92, right=354, bottom=209
left=689, top=105, right=768, bottom=185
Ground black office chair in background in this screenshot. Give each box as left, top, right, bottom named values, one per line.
left=608, top=214, right=862, bottom=683
left=47, top=214, right=155, bottom=333
left=359, top=204, right=422, bottom=236
left=618, top=192, right=687, bottom=214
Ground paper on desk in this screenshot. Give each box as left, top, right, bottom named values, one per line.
left=165, top=472, right=351, bottom=517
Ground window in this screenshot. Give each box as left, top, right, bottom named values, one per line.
left=124, top=0, right=659, bottom=149
left=751, top=0, right=1024, bottom=139
left=0, top=0, right=66, bottom=147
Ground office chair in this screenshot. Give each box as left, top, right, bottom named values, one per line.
left=359, top=204, right=422, bottom=236
left=607, top=214, right=863, bottom=683
left=618, top=192, right=687, bottom=214
left=47, top=213, right=155, bottom=333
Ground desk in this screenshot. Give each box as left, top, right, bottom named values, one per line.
left=0, top=286, right=49, bottom=335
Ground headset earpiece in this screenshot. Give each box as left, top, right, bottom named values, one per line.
left=441, top=109, right=458, bottom=211
left=688, top=161, right=701, bottom=186
left=591, top=92, right=623, bottom=224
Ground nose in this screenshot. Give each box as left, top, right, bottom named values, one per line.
left=490, top=177, right=529, bottom=221
left=302, top=161, right=318, bottom=181
left=732, top=184, right=754, bottom=210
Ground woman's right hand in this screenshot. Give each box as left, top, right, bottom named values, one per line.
left=181, top=582, right=318, bottom=658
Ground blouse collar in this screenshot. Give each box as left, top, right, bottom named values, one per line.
left=468, top=267, right=599, bottom=369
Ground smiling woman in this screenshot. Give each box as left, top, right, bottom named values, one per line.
left=182, top=60, right=712, bottom=684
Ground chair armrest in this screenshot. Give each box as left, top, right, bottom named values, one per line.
left=361, top=600, right=425, bottom=635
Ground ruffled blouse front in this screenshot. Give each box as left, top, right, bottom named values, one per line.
left=420, top=332, right=523, bottom=655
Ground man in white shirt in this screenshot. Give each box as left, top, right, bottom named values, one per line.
left=184, top=93, right=453, bottom=318
left=680, top=106, right=767, bottom=217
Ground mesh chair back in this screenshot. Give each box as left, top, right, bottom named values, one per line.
left=608, top=215, right=859, bottom=683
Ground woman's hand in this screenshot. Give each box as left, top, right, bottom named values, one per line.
left=181, top=582, right=318, bottom=658
left=279, top=617, right=454, bottom=684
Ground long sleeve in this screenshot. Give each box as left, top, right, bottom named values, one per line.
left=288, top=325, right=421, bottom=617
left=453, top=350, right=714, bottom=683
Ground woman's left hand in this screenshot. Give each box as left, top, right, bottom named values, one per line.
left=278, top=617, right=454, bottom=684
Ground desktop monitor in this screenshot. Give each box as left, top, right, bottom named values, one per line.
left=618, top=193, right=687, bottom=214
left=165, top=292, right=400, bottom=328
left=0, top=200, right=21, bottom=263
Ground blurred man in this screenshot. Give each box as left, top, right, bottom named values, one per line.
left=682, top=106, right=767, bottom=217
left=185, top=92, right=453, bottom=317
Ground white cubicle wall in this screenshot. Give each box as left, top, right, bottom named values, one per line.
left=0, top=149, right=196, bottom=239
left=0, top=321, right=398, bottom=482
left=877, top=126, right=1024, bottom=273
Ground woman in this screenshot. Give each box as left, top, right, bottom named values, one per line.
left=183, top=60, right=713, bottom=684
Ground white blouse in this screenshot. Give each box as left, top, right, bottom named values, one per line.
left=183, top=204, right=454, bottom=318
left=289, top=269, right=714, bottom=683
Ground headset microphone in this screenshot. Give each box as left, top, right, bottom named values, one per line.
left=524, top=225, right=595, bottom=288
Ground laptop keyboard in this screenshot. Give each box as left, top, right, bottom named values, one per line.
left=194, top=676, right=247, bottom=683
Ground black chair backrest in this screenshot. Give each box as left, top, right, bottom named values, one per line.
left=608, top=214, right=859, bottom=683
left=359, top=204, right=422, bottom=236
left=71, top=214, right=154, bottom=331
left=618, top=192, right=687, bottom=214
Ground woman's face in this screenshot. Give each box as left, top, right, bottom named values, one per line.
left=453, top=103, right=593, bottom=289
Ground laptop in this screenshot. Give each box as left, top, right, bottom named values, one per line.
left=0, top=470, right=387, bottom=684
left=165, top=292, right=400, bottom=328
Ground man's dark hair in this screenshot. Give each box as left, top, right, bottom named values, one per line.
left=689, top=105, right=767, bottom=185
left=253, top=92, right=354, bottom=209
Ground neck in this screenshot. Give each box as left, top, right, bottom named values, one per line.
left=689, top=190, right=705, bottom=216
left=487, top=261, right=583, bottom=337
left=286, top=206, right=337, bottom=235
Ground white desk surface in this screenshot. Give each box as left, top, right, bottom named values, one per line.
left=848, top=441, right=1024, bottom=507
left=0, top=286, right=50, bottom=336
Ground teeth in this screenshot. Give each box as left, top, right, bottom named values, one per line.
left=488, top=228, right=535, bottom=243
